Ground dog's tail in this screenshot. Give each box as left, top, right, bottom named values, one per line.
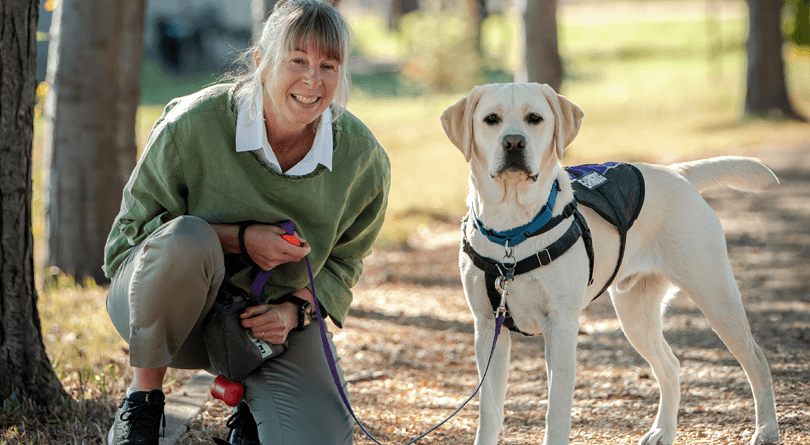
left=669, top=156, right=779, bottom=193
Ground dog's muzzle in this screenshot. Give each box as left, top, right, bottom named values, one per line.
left=496, top=134, right=534, bottom=177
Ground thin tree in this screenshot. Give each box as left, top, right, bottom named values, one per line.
left=468, top=0, right=488, bottom=55
left=515, top=0, right=563, bottom=91
left=0, top=0, right=68, bottom=411
left=43, top=0, right=147, bottom=285
left=389, top=0, right=419, bottom=30
left=744, top=0, right=807, bottom=120
left=252, top=0, right=279, bottom=38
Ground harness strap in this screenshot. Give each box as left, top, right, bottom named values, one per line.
left=571, top=181, right=625, bottom=300
left=471, top=180, right=560, bottom=247
left=527, top=200, right=579, bottom=237
left=566, top=163, right=645, bottom=300
left=573, top=210, right=595, bottom=287
left=462, top=211, right=585, bottom=277
left=463, top=211, right=593, bottom=334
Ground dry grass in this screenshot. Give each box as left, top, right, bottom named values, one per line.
left=174, top=142, right=810, bottom=445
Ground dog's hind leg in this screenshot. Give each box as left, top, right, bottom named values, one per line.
left=670, top=264, right=780, bottom=445
left=611, top=274, right=681, bottom=445
left=473, top=318, right=512, bottom=445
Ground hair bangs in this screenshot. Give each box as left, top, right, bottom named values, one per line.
left=283, top=4, right=346, bottom=63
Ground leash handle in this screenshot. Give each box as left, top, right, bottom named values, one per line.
left=251, top=220, right=298, bottom=296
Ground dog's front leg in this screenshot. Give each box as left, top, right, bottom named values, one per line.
left=473, top=318, right=512, bottom=445
left=542, top=315, right=580, bottom=445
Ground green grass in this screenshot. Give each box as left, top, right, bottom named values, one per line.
left=106, top=11, right=810, bottom=249
left=343, top=14, right=809, bottom=243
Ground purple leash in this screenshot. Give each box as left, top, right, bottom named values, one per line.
left=252, top=221, right=506, bottom=444
left=251, top=220, right=297, bottom=296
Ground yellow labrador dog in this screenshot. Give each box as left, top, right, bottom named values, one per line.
left=441, top=83, right=780, bottom=445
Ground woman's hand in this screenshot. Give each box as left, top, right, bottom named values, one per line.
left=243, top=224, right=310, bottom=270
left=240, top=302, right=298, bottom=345
left=239, top=289, right=315, bottom=345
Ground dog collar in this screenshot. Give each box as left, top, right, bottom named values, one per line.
left=471, top=180, right=560, bottom=247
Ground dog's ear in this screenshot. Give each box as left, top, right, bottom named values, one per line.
left=539, top=84, right=584, bottom=160
left=441, top=86, right=486, bottom=162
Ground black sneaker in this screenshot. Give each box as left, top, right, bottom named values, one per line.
left=107, top=390, right=166, bottom=445
left=225, top=401, right=260, bottom=445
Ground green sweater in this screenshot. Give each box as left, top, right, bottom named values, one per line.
left=103, top=84, right=390, bottom=327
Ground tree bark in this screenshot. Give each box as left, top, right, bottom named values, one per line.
left=252, top=0, right=278, bottom=38
left=516, top=0, right=563, bottom=91
left=0, top=0, right=69, bottom=411
left=43, top=0, right=146, bottom=284
left=744, top=0, right=807, bottom=120
left=468, top=0, right=489, bottom=55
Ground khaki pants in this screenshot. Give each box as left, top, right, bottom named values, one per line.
left=107, top=216, right=353, bottom=444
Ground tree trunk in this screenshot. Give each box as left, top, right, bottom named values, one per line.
left=43, top=0, right=146, bottom=285
left=468, top=0, right=488, bottom=55
left=389, top=0, right=419, bottom=30
left=744, top=0, right=807, bottom=120
left=0, top=0, right=69, bottom=412
left=252, top=0, right=278, bottom=38
left=516, top=0, right=563, bottom=91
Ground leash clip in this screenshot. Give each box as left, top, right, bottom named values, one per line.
left=493, top=275, right=509, bottom=319
left=494, top=239, right=516, bottom=318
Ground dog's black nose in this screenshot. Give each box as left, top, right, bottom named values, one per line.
left=502, top=134, right=526, bottom=151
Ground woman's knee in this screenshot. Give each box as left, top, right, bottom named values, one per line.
left=150, top=216, right=223, bottom=268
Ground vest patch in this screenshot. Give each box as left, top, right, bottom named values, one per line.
left=576, top=171, right=608, bottom=189
left=565, top=162, right=645, bottom=235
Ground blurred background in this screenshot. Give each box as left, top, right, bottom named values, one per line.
left=32, top=0, right=809, bottom=286
left=5, top=0, right=807, bottom=441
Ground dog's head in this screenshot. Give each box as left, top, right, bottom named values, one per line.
left=441, top=83, right=583, bottom=188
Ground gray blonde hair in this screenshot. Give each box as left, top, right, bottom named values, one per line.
left=231, top=0, right=351, bottom=123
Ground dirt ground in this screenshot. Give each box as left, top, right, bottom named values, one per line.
left=181, top=142, right=809, bottom=444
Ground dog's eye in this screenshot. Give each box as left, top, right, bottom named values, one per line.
left=483, top=114, right=501, bottom=125
left=526, top=113, right=543, bottom=125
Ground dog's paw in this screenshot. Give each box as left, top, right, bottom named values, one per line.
left=638, top=427, right=674, bottom=445
left=751, top=427, right=780, bottom=445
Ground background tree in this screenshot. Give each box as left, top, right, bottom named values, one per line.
left=0, top=0, right=68, bottom=412
left=786, top=0, right=809, bottom=116
left=390, top=0, right=419, bottom=30
left=744, top=0, right=807, bottom=120
left=252, top=0, right=278, bottom=38
left=43, top=0, right=147, bottom=285
left=468, top=0, right=488, bottom=55
left=515, top=0, right=563, bottom=91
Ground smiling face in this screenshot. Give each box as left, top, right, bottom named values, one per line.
left=262, top=45, right=340, bottom=134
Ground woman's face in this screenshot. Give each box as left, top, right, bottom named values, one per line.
left=262, top=45, right=340, bottom=133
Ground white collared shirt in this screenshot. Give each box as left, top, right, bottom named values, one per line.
left=235, top=96, right=333, bottom=176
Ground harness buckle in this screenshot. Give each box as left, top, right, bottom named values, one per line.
left=536, top=249, right=552, bottom=265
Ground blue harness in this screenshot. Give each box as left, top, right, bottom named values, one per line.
left=471, top=180, right=560, bottom=247
left=464, top=162, right=646, bottom=335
